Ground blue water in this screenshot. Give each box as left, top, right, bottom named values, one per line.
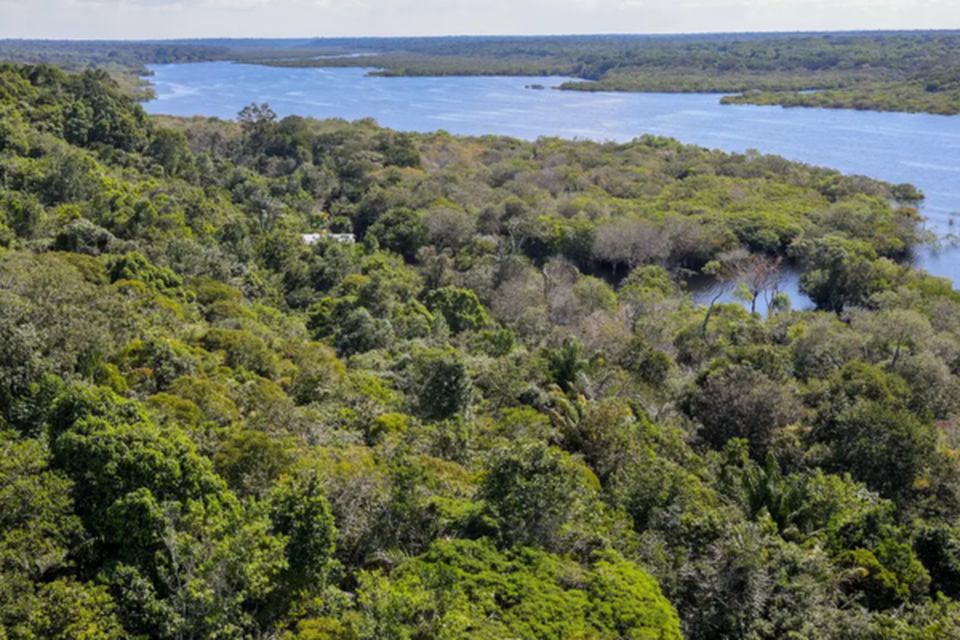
left=145, top=61, right=960, bottom=308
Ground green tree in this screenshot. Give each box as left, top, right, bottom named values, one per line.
left=263, top=473, right=338, bottom=619
left=812, top=399, right=938, bottom=504
left=354, top=540, right=681, bottom=640
left=422, top=286, right=489, bottom=334
left=405, top=348, right=473, bottom=422
left=684, top=365, right=801, bottom=459
left=478, top=440, right=611, bottom=555
left=797, top=235, right=903, bottom=312
left=366, top=207, right=426, bottom=260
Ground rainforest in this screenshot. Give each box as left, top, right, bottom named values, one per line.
left=4, top=62, right=960, bottom=640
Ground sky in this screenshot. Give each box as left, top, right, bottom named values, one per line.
left=0, top=0, right=957, bottom=40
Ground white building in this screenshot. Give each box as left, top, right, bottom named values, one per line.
left=303, top=233, right=356, bottom=246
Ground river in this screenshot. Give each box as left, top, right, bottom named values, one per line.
left=144, top=61, right=960, bottom=310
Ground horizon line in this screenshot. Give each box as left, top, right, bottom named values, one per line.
left=4, top=28, right=960, bottom=44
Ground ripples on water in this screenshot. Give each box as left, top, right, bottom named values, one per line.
left=145, top=62, right=960, bottom=311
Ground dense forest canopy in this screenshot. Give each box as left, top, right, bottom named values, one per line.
left=5, top=63, right=960, bottom=639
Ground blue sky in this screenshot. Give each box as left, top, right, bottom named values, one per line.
left=0, top=0, right=956, bottom=40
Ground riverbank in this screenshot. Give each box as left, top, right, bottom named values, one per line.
left=7, top=33, right=960, bottom=116
left=244, top=32, right=960, bottom=117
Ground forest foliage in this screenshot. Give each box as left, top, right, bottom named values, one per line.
left=0, top=40, right=234, bottom=99
left=4, top=63, right=960, bottom=639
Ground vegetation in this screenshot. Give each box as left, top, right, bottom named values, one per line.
left=5, top=62, right=960, bottom=639
left=7, top=32, right=960, bottom=114
left=0, top=40, right=233, bottom=99
left=249, top=32, right=960, bottom=116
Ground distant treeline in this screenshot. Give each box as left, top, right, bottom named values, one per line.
left=0, top=40, right=231, bottom=98
left=5, top=32, right=960, bottom=114
left=251, top=32, right=960, bottom=116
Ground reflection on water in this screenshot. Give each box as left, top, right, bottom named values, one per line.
left=145, top=61, right=960, bottom=308
left=685, top=268, right=810, bottom=317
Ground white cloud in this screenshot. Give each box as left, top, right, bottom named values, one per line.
left=0, top=0, right=956, bottom=39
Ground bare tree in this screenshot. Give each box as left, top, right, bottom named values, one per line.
left=735, top=254, right=783, bottom=315
left=425, top=207, right=475, bottom=251
left=593, top=218, right=671, bottom=273
left=699, top=249, right=751, bottom=341
left=543, top=258, right=580, bottom=326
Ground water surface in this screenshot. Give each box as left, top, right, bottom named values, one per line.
left=145, top=62, right=960, bottom=308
